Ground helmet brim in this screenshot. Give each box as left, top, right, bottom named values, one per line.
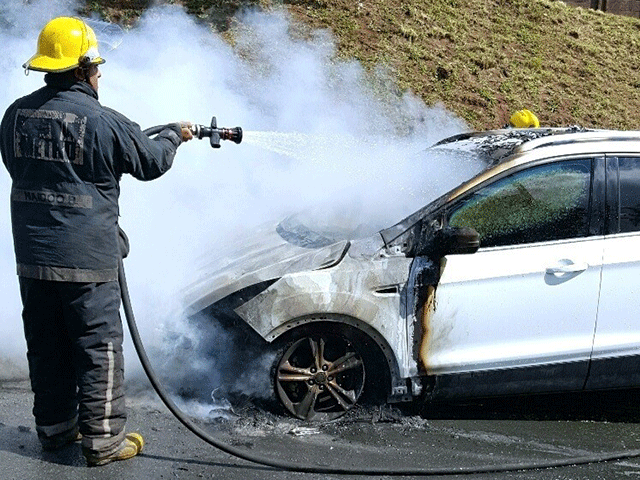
left=23, top=55, right=105, bottom=73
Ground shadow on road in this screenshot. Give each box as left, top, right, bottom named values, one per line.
left=141, top=452, right=278, bottom=473
left=0, top=421, right=85, bottom=467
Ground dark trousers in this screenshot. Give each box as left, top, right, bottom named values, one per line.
left=19, top=278, right=126, bottom=453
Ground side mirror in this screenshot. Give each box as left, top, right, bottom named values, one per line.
left=436, top=226, right=480, bottom=256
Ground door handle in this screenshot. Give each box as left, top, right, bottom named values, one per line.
left=545, top=261, right=589, bottom=275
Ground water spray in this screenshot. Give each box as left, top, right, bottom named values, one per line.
left=143, top=117, right=243, bottom=148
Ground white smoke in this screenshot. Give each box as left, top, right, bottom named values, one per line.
left=0, top=1, right=475, bottom=396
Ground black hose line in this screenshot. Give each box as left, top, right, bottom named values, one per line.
left=120, top=127, right=640, bottom=474
left=142, top=125, right=166, bottom=136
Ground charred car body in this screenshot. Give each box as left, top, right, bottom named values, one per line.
left=184, top=128, right=640, bottom=421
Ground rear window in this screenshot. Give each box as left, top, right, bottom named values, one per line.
left=618, top=157, right=640, bottom=233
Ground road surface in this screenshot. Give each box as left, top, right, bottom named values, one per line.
left=3, top=373, right=640, bottom=479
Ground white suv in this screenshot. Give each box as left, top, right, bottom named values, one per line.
left=185, top=128, right=640, bottom=421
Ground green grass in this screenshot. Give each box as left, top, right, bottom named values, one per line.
left=80, top=0, right=640, bottom=130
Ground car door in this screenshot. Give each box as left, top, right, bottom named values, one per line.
left=417, top=157, right=605, bottom=397
left=587, top=156, right=640, bottom=389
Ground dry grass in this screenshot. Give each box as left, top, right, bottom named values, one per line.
left=81, top=0, right=640, bottom=130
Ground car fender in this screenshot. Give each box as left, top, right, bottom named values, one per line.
left=234, top=256, right=417, bottom=381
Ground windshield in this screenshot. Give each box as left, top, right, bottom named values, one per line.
left=276, top=140, right=488, bottom=249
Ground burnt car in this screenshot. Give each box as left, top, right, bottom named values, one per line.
left=183, top=127, right=640, bottom=421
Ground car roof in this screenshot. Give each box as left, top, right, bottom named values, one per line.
left=380, top=127, right=640, bottom=246
left=434, top=127, right=640, bottom=167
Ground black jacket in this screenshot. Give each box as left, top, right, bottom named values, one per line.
left=1, top=75, right=182, bottom=282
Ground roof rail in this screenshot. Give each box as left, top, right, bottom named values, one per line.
left=516, top=128, right=640, bottom=153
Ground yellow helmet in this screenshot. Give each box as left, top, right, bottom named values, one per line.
left=23, top=17, right=105, bottom=73
left=509, top=109, right=540, bottom=128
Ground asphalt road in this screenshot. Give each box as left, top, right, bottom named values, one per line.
left=3, top=373, right=640, bottom=480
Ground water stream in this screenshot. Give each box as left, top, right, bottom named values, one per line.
left=242, top=131, right=351, bottom=163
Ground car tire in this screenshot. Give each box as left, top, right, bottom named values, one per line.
left=271, top=326, right=371, bottom=421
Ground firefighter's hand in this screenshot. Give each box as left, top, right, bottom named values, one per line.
left=179, top=121, right=194, bottom=142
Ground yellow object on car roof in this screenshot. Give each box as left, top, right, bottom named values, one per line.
left=509, top=109, right=540, bottom=128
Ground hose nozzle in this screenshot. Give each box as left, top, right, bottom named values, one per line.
left=191, top=117, right=243, bottom=148
left=217, top=126, right=243, bottom=144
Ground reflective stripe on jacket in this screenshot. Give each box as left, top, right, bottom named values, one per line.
left=0, top=74, right=182, bottom=282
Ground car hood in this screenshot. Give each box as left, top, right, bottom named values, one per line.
left=182, top=219, right=354, bottom=315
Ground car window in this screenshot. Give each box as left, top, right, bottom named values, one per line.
left=447, top=159, right=592, bottom=248
left=618, top=157, right=640, bottom=233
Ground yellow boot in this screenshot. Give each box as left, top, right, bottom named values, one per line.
left=85, top=433, right=144, bottom=467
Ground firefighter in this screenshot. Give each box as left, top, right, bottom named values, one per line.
left=508, top=109, right=540, bottom=128
left=0, top=17, right=192, bottom=466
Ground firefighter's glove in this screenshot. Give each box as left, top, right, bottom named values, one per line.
left=179, top=121, right=194, bottom=142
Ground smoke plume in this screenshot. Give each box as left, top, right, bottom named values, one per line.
left=0, top=1, right=475, bottom=403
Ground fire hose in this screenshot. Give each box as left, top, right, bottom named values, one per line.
left=120, top=121, right=640, bottom=475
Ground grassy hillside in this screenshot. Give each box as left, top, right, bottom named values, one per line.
left=82, top=0, right=640, bottom=130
